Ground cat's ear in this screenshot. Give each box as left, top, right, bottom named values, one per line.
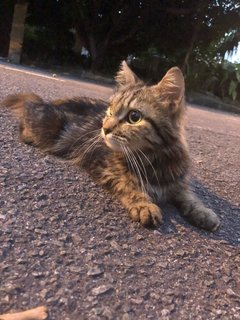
left=115, top=61, right=141, bottom=87
left=155, top=67, right=185, bottom=101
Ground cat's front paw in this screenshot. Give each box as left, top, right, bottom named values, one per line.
left=188, top=207, right=220, bottom=231
left=129, top=203, right=163, bottom=227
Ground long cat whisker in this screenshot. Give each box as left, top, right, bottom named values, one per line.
left=122, top=145, right=139, bottom=186
left=73, top=134, right=100, bottom=157
left=71, top=134, right=102, bottom=164
left=70, top=129, right=101, bottom=149
left=80, top=136, right=101, bottom=162
left=135, top=150, right=152, bottom=195
left=138, top=149, right=160, bottom=189
left=123, top=146, right=140, bottom=187
left=134, top=151, right=148, bottom=185
left=121, top=144, right=131, bottom=173
left=132, top=151, right=148, bottom=193
left=126, top=146, right=146, bottom=195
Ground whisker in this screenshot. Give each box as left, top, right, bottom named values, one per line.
left=138, top=149, right=160, bottom=189
left=123, top=145, right=138, bottom=184
left=71, top=134, right=102, bottom=165
left=135, top=150, right=151, bottom=192
left=73, top=134, right=100, bottom=157
left=79, top=136, right=101, bottom=162
left=127, top=150, right=142, bottom=193
left=70, top=128, right=101, bottom=149
left=121, top=144, right=131, bottom=173
left=136, top=150, right=159, bottom=201
left=126, top=146, right=146, bottom=195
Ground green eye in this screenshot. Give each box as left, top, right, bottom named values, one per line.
left=128, top=110, right=142, bottom=124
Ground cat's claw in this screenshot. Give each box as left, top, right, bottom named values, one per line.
left=129, top=203, right=163, bottom=227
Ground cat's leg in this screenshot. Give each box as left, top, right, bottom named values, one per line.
left=102, top=169, right=163, bottom=227
left=172, top=185, right=220, bottom=231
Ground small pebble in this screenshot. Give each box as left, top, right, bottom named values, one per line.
left=92, top=285, right=113, bottom=296
left=39, top=250, right=45, bottom=256
left=87, top=266, right=104, bottom=277
left=69, top=266, right=82, bottom=274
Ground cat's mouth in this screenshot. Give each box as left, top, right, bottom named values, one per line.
left=101, top=129, right=125, bottom=151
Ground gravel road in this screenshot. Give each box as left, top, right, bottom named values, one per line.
left=0, top=63, right=239, bottom=320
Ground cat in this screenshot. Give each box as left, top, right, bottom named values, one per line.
left=2, top=61, right=220, bottom=231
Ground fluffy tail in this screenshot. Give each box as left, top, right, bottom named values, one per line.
left=2, top=93, right=65, bottom=150
left=2, top=93, right=43, bottom=118
left=2, top=93, right=107, bottom=162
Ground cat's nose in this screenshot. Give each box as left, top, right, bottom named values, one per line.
left=103, top=116, right=117, bottom=135
left=103, top=127, right=111, bottom=135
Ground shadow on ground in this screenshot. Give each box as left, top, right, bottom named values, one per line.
left=158, top=179, right=240, bottom=246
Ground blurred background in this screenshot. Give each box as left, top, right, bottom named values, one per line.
left=0, top=0, right=240, bottom=107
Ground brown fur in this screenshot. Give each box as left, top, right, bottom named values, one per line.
left=1, top=61, right=220, bottom=231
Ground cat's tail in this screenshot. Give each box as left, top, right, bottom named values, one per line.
left=2, top=93, right=65, bottom=152
left=2, top=93, right=44, bottom=119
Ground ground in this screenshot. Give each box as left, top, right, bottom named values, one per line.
left=0, top=63, right=239, bottom=320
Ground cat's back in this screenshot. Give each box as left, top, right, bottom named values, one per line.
left=54, top=96, right=107, bottom=119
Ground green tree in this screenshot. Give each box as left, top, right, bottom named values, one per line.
left=23, top=0, right=74, bottom=64
left=70, top=0, right=150, bottom=71
left=22, top=0, right=240, bottom=76
left=68, top=0, right=240, bottom=73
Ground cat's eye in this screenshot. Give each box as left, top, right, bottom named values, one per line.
left=128, top=110, right=142, bottom=124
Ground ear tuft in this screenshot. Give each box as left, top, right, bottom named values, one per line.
left=155, top=67, right=185, bottom=101
left=115, top=61, right=141, bottom=87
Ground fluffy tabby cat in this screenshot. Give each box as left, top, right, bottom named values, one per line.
left=3, top=61, right=220, bottom=231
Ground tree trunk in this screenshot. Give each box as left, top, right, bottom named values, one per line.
left=182, top=1, right=207, bottom=74
left=72, top=31, right=84, bottom=55
left=88, top=34, right=107, bottom=72
left=182, top=22, right=201, bottom=74
left=0, top=0, right=15, bottom=57
left=8, top=1, right=28, bottom=64
left=90, top=53, right=106, bottom=72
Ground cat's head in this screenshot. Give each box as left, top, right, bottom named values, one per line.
left=102, top=61, right=185, bottom=152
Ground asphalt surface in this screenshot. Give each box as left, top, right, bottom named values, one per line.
left=0, top=63, right=239, bottom=320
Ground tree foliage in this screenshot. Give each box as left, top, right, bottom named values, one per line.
left=23, top=0, right=74, bottom=64
left=20, top=0, right=240, bottom=102
left=22, top=0, right=240, bottom=72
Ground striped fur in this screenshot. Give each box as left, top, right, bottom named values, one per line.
left=2, top=61, right=220, bottom=231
